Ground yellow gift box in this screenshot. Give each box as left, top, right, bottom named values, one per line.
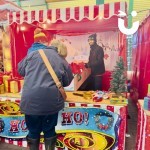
left=148, top=84, right=150, bottom=94
left=3, top=59, right=12, bottom=72
left=10, top=81, right=19, bottom=93
left=3, top=48, right=11, bottom=59
left=3, top=75, right=11, bottom=92
left=0, top=84, right=4, bottom=94
left=3, top=75, right=11, bottom=83
left=20, top=79, right=24, bottom=89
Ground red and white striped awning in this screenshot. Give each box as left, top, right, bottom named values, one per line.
left=8, top=2, right=126, bottom=25
left=0, top=0, right=22, bottom=25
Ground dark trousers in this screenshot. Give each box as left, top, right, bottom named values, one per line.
left=92, top=75, right=102, bottom=91
left=79, top=75, right=103, bottom=91
left=25, top=113, right=58, bottom=139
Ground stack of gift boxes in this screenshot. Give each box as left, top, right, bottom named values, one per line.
left=0, top=72, right=24, bottom=94
left=144, top=84, right=150, bottom=111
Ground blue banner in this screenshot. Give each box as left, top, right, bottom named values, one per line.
left=0, top=115, right=28, bottom=138
left=55, top=107, right=121, bottom=150
left=0, top=102, right=121, bottom=149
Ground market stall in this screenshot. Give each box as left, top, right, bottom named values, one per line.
left=0, top=1, right=128, bottom=150
left=131, top=13, right=150, bottom=100
left=0, top=92, right=127, bottom=150
left=136, top=100, right=150, bottom=150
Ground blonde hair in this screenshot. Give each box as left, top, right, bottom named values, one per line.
left=51, top=39, right=67, bottom=58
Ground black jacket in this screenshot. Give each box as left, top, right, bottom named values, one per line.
left=87, top=44, right=105, bottom=75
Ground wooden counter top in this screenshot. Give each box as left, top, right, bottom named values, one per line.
left=138, top=100, right=150, bottom=116
left=0, top=92, right=128, bottom=106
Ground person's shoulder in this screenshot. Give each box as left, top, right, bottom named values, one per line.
left=96, top=45, right=103, bottom=51
left=97, top=44, right=103, bottom=49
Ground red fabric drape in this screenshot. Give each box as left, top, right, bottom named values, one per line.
left=10, top=22, right=54, bottom=77
left=10, top=23, right=34, bottom=77
left=131, top=15, right=150, bottom=100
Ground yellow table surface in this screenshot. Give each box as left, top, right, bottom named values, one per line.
left=138, top=99, right=150, bottom=116
left=0, top=92, right=128, bottom=106
left=66, top=91, right=128, bottom=106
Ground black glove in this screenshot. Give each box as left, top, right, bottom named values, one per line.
left=85, top=63, right=89, bottom=68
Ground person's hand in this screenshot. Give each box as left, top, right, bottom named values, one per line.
left=84, top=63, right=89, bottom=68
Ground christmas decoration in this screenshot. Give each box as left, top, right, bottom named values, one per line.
left=94, top=111, right=114, bottom=131
left=109, top=57, right=127, bottom=94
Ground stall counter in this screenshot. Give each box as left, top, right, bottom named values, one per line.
left=0, top=93, right=128, bottom=150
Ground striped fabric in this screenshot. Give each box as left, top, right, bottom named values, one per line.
left=8, top=2, right=126, bottom=25
left=0, top=0, right=22, bottom=24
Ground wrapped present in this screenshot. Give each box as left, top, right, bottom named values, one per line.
left=10, top=81, right=19, bottom=93
left=0, top=76, right=3, bottom=84
left=4, top=59, right=12, bottom=72
left=20, top=79, right=24, bottom=89
left=3, top=47, right=11, bottom=59
left=3, top=74, right=11, bottom=83
left=2, top=73, right=12, bottom=92
left=7, top=78, right=23, bottom=93
left=0, top=84, right=4, bottom=94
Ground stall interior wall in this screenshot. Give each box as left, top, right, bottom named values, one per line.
left=9, top=21, right=126, bottom=91
left=131, top=16, right=150, bottom=100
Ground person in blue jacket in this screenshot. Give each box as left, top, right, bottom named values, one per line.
left=18, top=29, right=73, bottom=150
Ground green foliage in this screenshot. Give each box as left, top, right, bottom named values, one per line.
left=109, top=57, right=127, bottom=94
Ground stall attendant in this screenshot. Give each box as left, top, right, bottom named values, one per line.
left=85, top=33, right=105, bottom=90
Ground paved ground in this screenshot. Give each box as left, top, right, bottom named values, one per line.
left=125, top=99, right=138, bottom=150
left=0, top=99, right=138, bottom=150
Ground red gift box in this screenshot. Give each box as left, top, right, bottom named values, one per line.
left=0, top=76, right=3, bottom=84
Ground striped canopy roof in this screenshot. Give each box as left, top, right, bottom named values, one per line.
left=8, top=2, right=126, bottom=25
left=0, top=0, right=22, bottom=25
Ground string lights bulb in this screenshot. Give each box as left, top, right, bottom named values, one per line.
left=47, top=19, right=51, bottom=24
left=43, top=24, right=47, bottom=29
left=99, top=16, right=103, bottom=20
left=20, top=26, right=26, bottom=31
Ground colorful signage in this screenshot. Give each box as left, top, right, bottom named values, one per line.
left=0, top=101, right=121, bottom=149
left=56, top=107, right=121, bottom=150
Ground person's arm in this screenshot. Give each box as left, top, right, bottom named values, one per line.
left=61, top=59, right=73, bottom=87
left=18, top=53, right=34, bottom=77
left=18, top=57, right=28, bottom=77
